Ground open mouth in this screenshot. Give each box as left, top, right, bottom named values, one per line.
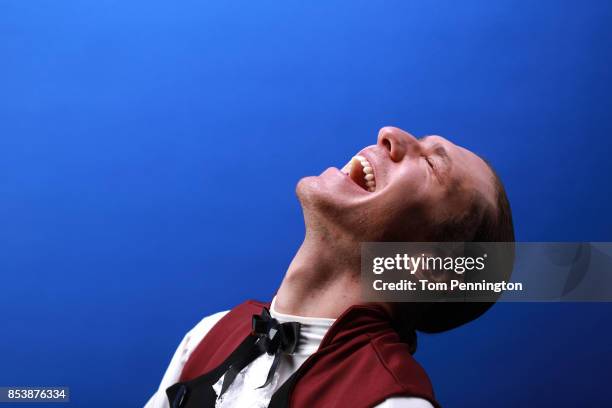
left=340, top=155, right=376, bottom=192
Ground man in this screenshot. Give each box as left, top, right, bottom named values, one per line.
left=145, top=126, right=514, bottom=408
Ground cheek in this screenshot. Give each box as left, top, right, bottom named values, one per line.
left=365, top=191, right=432, bottom=239
left=368, top=177, right=444, bottom=237
left=382, top=173, right=431, bottom=213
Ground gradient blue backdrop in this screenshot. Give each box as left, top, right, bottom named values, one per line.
left=1, top=1, right=612, bottom=407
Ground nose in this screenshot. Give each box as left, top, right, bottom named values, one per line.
left=377, top=127, right=420, bottom=162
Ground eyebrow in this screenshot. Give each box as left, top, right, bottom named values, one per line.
left=420, top=136, right=450, bottom=156
left=431, top=143, right=449, bottom=157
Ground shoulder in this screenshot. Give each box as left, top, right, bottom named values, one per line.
left=185, top=300, right=267, bottom=348
left=144, top=310, right=230, bottom=408
left=187, top=299, right=266, bottom=340
left=370, top=334, right=434, bottom=393
left=367, top=333, right=438, bottom=407
left=170, top=309, right=231, bottom=370
left=184, top=310, right=230, bottom=348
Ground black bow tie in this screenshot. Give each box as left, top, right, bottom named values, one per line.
left=218, top=308, right=301, bottom=397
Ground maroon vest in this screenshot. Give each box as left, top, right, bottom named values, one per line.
left=176, top=300, right=440, bottom=408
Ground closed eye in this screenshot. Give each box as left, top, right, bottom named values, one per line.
left=424, top=156, right=435, bottom=169
left=424, top=155, right=442, bottom=183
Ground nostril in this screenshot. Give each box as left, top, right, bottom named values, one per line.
left=378, top=127, right=408, bottom=162
left=382, top=138, right=392, bottom=152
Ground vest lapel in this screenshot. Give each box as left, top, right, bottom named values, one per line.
left=166, top=335, right=258, bottom=408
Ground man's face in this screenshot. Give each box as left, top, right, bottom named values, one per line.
left=296, top=126, right=497, bottom=241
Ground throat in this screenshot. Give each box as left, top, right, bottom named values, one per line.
left=275, top=254, right=362, bottom=319
left=275, top=229, right=362, bottom=318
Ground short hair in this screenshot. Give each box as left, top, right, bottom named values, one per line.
left=394, top=160, right=515, bottom=352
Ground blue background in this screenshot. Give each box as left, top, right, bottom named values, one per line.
left=1, top=1, right=612, bottom=407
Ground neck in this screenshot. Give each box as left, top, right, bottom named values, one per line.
left=274, top=228, right=362, bottom=319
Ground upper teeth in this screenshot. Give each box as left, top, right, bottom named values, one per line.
left=341, top=155, right=376, bottom=192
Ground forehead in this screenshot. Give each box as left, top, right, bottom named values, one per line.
left=424, top=135, right=497, bottom=208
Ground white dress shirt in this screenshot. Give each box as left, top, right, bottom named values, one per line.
left=145, top=299, right=433, bottom=408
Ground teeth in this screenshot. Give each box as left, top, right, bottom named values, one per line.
left=341, top=154, right=376, bottom=192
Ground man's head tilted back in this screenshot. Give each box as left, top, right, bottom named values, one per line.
left=294, top=126, right=514, bottom=334
left=150, top=126, right=515, bottom=407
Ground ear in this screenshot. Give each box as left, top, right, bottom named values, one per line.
left=413, top=256, right=461, bottom=285
left=412, top=246, right=466, bottom=291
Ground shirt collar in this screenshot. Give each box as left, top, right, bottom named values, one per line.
left=270, top=296, right=335, bottom=356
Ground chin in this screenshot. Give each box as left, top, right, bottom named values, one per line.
left=296, top=175, right=317, bottom=199
left=296, top=174, right=364, bottom=233
left=295, top=175, right=331, bottom=211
